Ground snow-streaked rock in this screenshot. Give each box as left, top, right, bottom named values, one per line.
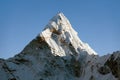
left=0, top=13, right=120, bottom=80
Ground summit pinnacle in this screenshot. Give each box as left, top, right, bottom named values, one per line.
left=38, top=13, right=97, bottom=57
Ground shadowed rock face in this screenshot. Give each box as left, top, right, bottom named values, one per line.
left=105, top=51, right=120, bottom=79
left=0, top=13, right=119, bottom=80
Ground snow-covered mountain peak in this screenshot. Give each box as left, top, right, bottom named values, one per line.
left=0, top=13, right=119, bottom=80
left=37, top=13, right=97, bottom=57
left=43, top=12, right=73, bottom=33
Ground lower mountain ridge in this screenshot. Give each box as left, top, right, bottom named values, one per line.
left=0, top=13, right=120, bottom=80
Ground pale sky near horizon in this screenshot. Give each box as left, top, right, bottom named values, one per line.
left=0, top=0, right=120, bottom=59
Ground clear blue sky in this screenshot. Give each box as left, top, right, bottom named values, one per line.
left=0, top=0, right=120, bottom=59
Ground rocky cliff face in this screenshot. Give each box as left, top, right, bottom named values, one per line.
left=0, top=13, right=120, bottom=80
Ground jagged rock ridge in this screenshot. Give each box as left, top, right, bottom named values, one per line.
left=0, top=13, right=120, bottom=80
